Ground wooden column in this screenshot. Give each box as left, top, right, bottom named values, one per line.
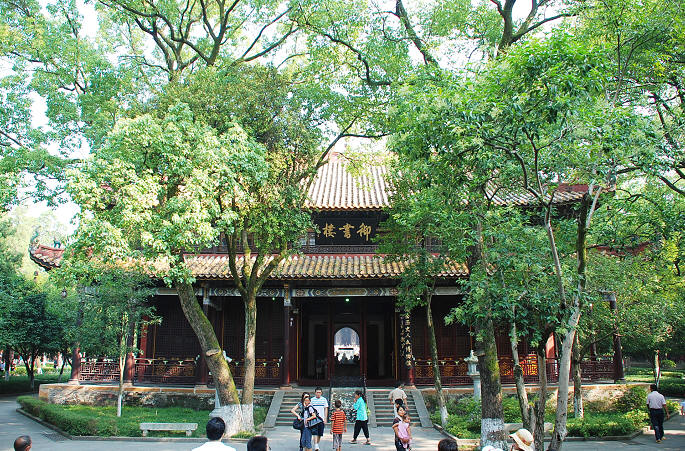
left=328, top=300, right=333, bottom=381
left=281, top=285, right=291, bottom=387
left=400, top=310, right=415, bottom=386
left=123, top=322, right=135, bottom=384
left=361, top=301, right=367, bottom=379
left=68, top=302, right=84, bottom=385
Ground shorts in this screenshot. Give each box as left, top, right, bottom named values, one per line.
left=332, top=433, right=342, bottom=449
left=312, top=421, right=325, bottom=436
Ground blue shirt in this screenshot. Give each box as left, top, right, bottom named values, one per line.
left=353, top=397, right=367, bottom=421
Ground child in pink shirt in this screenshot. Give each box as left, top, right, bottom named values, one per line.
left=397, top=414, right=412, bottom=450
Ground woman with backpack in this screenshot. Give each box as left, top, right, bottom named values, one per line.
left=349, top=390, right=371, bottom=445
left=291, top=392, right=319, bottom=451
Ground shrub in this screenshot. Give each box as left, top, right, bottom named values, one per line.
left=659, top=380, right=685, bottom=397
left=615, top=386, right=647, bottom=413
left=661, top=359, right=676, bottom=370
left=567, top=413, right=641, bottom=438
left=666, top=400, right=680, bottom=416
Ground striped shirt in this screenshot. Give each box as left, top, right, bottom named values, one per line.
left=331, top=410, right=347, bottom=434
left=310, top=395, right=329, bottom=420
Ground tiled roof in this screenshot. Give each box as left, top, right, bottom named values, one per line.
left=185, top=254, right=468, bottom=279
left=28, top=244, right=65, bottom=269
left=306, top=162, right=390, bottom=210
left=28, top=245, right=468, bottom=279
left=306, top=161, right=593, bottom=210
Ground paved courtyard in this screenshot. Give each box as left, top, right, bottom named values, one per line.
left=2, top=395, right=684, bottom=450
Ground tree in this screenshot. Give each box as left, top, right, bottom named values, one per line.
left=0, top=287, right=63, bottom=390
left=84, top=269, right=156, bottom=417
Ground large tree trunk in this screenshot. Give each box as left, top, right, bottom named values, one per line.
left=477, top=319, right=507, bottom=449
left=241, top=291, right=257, bottom=430
left=426, top=298, right=448, bottom=427
left=548, top=305, right=581, bottom=451
left=572, top=334, right=583, bottom=418
left=176, top=281, right=243, bottom=435
left=3, top=348, right=11, bottom=381
left=510, top=314, right=531, bottom=431
left=532, top=347, right=547, bottom=451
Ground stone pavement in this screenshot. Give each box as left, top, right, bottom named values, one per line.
left=2, top=395, right=685, bottom=450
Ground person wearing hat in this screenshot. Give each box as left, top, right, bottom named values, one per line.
left=509, top=428, right=533, bottom=451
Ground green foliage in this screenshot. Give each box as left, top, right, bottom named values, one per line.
left=566, top=412, right=646, bottom=438
left=16, top=396, right=228, bottom=437
left=661, top=359, right=676, bottom=370
left=614, top=386, right=648, bottom=413
left=0, top=375, right=61, bottom=394
left=659, top=381, right=685, bottom=397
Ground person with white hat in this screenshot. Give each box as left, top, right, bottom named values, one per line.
left=509, top=428, right=533, bottom=451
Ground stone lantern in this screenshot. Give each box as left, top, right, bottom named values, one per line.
left=465, top=350, right=481, bottom=400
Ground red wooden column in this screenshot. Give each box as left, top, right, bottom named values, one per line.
left=123, top=322, right=135, bottom=384
left=400, top=310, right=415, bottom=386
left=68, top=303, right=84, bottom=385
left=281, top=285, right=291, bottom=387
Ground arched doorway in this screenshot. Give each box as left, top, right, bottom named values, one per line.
left=334, top=327, right=360, bottom=377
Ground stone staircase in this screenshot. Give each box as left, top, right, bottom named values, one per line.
left=265, top=388, right=432, bottom=429
left=273, top=390, right=305, bottom=427
left=370, top=390, right=416, bottom=426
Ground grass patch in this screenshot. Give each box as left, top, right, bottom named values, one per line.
left=0, top=374, right=62, bottom=394
left=17, top=396, right=267, bottom=438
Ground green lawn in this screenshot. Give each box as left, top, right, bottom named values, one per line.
left=17, top=396, right=267, bottom=438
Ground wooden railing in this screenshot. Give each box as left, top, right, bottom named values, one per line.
left=80, top=359, right=121, bottom=382
left=79, top=357, right=281, bottom=386
left=133, top=358, right=196, bottom=384
left=413, top=356, right=616, bottom=386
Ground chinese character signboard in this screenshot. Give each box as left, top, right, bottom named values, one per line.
left=313, top=216, right=379, bottom=245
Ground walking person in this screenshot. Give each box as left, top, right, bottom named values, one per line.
left=310, top=386, right=329, bottom=450
left=291, top=392, right=312, bottom=451
left=391, top=405, right=407, bottom=451
left=508, top=428, right=533, bottom=451
left=389, top=383, right=408, bottom=416
left=647, top=383, right=670, bottom=443
left=350, top=390, right=371, bottom=445
left=330, top=399, right=347, bottom=451
left=397, top=413, right=412, bottom=450
left=192, top=417, right=237, bottom=451
left=437, top=438, right=458, bottom=451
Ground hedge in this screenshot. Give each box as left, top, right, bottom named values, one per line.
left=659, top=380, right=685, bottom=397
left=566, top=411, right=647, bottom=438
left=16, top=396, right=268, bottom=437
left=0, top=375, right=61, bottom=394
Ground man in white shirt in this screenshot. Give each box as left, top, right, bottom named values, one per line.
left=310, top=386, right=329, bottom=450
left=389, top=383, right=408, bottom=415
left=646, top=383, right=669, bottom=443
left=192, top=417, right=237, bottom=451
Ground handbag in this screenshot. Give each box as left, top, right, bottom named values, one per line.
left=305, top=405, right=323, bottom=428
left=293, top=418, right=304, bottom=430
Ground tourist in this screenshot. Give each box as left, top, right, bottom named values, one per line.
left=350, top=390, right=371, bottom=445
left=310, top=386, right=329, bottom=450
left=397, top=413, right=412, bottom=450
left=330, top=399, right=347, bottom=451
left=301, top=393, right=319, bottom=451
left=13, top=435, right=31, bottom=451
left=394, top=398, right=406, bottom=417
left=437, top=437, right=458, bottom=451
left=192, top=417, right=236, bottom=451
left=647, top=383, right=669, bottom=443
left=247, top=435, right=269, bottom=451
left=509, top=428, right=533, bottom=451
left=391, top=405, right=407, bottom=451
left=389, top=383, right=408, bottom=415
left=291, top=392, right=312, bottom=451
